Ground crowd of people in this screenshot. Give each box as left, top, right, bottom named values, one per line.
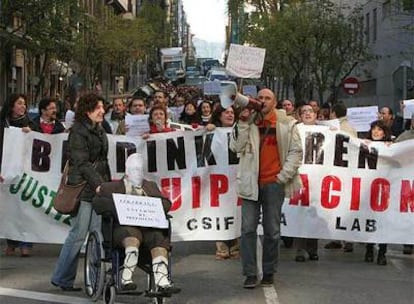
left=0, top=81, right=413, bottom=293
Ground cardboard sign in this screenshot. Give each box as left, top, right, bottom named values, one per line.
left=226, top=44, right=266, bottom=78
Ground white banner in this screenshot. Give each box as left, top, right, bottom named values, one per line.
left=1, top=126, right=413, bottom=244
left=225, top=44, right=266, bottom=79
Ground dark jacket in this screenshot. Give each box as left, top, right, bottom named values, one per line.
left=31, top=115, right=65, bottom=134
left=67, top=118, right=111, bottom=202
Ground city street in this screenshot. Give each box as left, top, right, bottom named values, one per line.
left=0, top=239, right=413, bottom=304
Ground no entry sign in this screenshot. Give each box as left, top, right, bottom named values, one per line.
left=343, top=77, right=360, bottom=95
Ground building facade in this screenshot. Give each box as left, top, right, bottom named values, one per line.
left=336, top=0, right=414, bottom=113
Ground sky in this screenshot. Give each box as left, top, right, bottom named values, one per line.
left=182, top=0, right=227, bottom=43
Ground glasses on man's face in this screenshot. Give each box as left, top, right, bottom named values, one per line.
left=301, top=109, right=313, bottom=114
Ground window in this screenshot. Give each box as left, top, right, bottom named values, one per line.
left=365, top=12, right=370, bottom=44
left=373, top=8, right=377, bottom=42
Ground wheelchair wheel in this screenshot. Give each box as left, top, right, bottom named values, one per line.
left=103, top=282, right=116, bottom=304
left=84, top=230, right=106, bottom=301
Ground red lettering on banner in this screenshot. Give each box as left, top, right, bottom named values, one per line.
left=210, top=174, right=229, bottom=207
left=192, top=176, right=201, bottom=209
left=400, top=180, right=414, bottom=212
left=350, top=177, right=361, bottom=211
left=289, top=174, right=309, bottom=206
left=321, top=175, right=341, bottom=209
left=370, top=178, right=390, bottom=211
left=161, top=178, right=182, bottom=211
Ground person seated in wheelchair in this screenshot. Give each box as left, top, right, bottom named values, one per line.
left=93, top=153, right=180, bottom=296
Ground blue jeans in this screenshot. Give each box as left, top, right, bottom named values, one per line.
left=51, top=201, right=101, bottom=288
left=241, top=182, right=285, bottom=277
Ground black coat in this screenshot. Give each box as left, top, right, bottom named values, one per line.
left=67, top=118, right=111, bottom=202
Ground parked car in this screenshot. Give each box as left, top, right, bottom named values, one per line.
left=202, top=59, right=220, bottom=75
left=206, top=68, right=229, bottom=81
left=185, top=66, right=200, bottom=77
left=179, top=76, right=208, bottom=89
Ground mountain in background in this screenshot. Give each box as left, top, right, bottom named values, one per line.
left=192, top=38, right=225, bottom=62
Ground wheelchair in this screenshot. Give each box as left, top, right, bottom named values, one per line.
left=83, top=212, right=175, bottom=304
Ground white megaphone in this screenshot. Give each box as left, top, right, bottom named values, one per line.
left=219, top=84, right=263, bottom=112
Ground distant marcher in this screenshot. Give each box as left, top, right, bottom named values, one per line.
left=379, top=106, right=404, bottom=138
left=32, top=97, right=65, bottom=134
left=179, top=101, right=199, bottom=125
left=206, top=105, right=240, bottom=260
left=0, top=94, right=35, bottom=257
left=105, top=98, right=126, bottom=134
left=128, top=97, right=147, bottom=115
left=282, top=99, right=295, bottom=116
left=325, top=102, right=357, bottom=252
left=197, top=100, right=213, bottom=125
left=294, top=104, right=319, bottom=262
left=363, top=120, right=391, bottom=265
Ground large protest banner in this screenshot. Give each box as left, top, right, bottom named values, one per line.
left=0, top=127, right=240, bottom=243
left=0, top=126, right=413, bottom=244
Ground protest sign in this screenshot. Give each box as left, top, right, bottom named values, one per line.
left=347, top=106, right=379, bottom=132
left=113, top=194, right=168, bottom=229
left=225, top=44, right=266, bottom=79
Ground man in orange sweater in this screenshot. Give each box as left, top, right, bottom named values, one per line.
left=230, top=88, right=303, bottom=289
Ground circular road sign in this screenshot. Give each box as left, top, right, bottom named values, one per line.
left=343, top=77, right=360, bottom=95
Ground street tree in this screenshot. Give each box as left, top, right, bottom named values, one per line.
left=0, top=0, right=84, bottom=100
left=229, top=0, right=371, bottom=103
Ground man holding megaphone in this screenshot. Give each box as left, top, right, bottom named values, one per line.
left=228, top=88, right=303, bottom=289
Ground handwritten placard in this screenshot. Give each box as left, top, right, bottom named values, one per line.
left=113, top=193, right=169, bottom=229
left=242, top=85, right=258, bottom=97
left=347, top=106, right=379, bottom=132
left=203, top=81, right=222, bottom=95
left=125, top=114, right=150, bottom=137
left=226, top=44, right=266, bottom=79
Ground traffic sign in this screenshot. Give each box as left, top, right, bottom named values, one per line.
left=343, top=77, right=360, bottom=95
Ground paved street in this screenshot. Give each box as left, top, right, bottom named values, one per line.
left=0, top=239, right=413, bottom=304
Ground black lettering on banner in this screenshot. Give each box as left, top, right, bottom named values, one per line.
left=365, top=219, right=377, bottom=232
left=304, top=132, right=324, bottom=165
left=202, top=217, right=212, bottom=229
left=358, top=143, right=378, bottom=169
left=335, top=217, right=347, bottom=230
left=280, top=213, right=287, bottom=226
left=116, top=142, right=137, bottom=172
left=187, top=218, right=197, bottom=230
left=194, top=134, right=217, bottom=168
left=351, top=218, right=361, bottom=231
left=32, top=139, right=51, bottom=172
left=167, top=137, right=186, bottom=170
left=227, top=133, right=239, bottom=165
left=334, top=134, right=350, bottom=167
left=224, top=217, right=234, bottom=230
left=147, top=140, right=157, bottom=172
